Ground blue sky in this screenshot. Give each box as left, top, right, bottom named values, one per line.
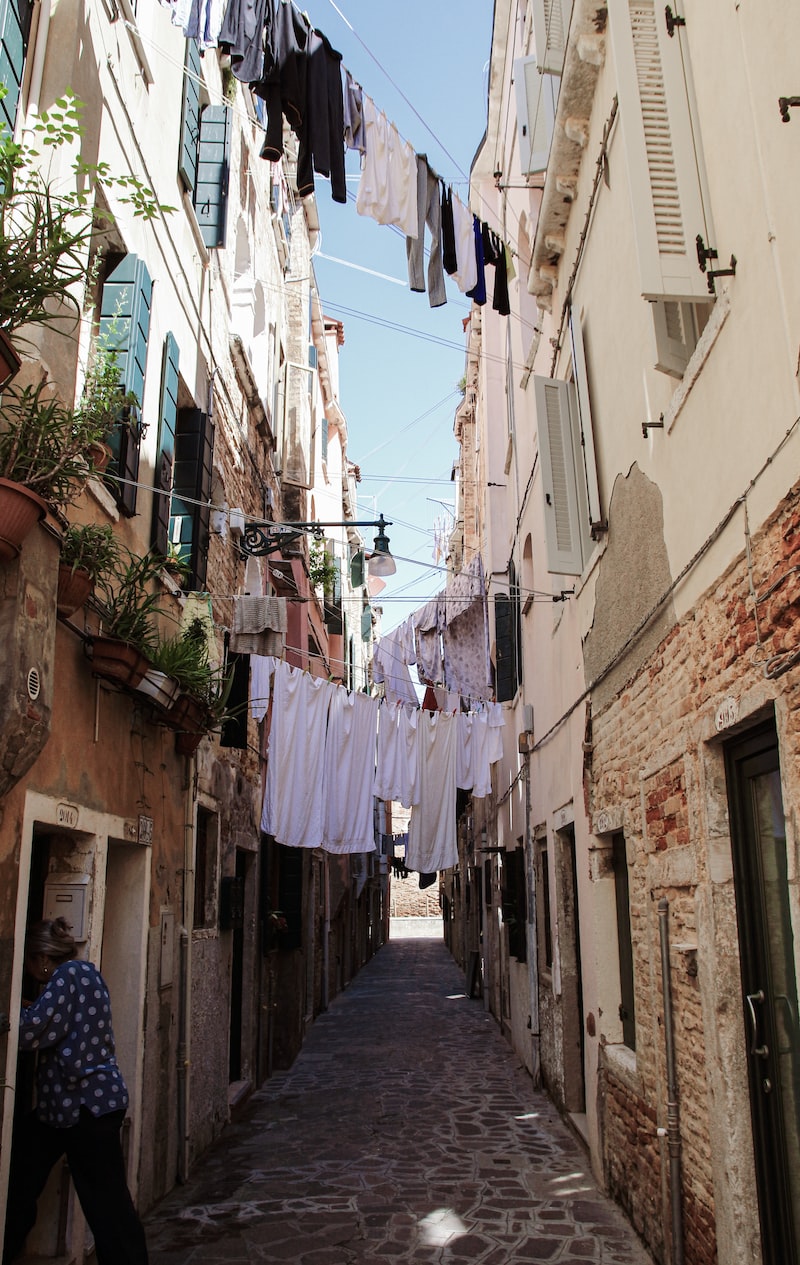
left=308, top=1, right=494, bottom=634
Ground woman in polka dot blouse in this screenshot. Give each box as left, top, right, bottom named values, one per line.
left=3, top=917, right=148, bottom=1264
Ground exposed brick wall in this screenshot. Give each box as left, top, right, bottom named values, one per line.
left=590, top=481, right=800, bottom=1264
left=390, top=876, right=441, bottom=918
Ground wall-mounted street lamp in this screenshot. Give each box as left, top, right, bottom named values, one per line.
left=239, top=513, right=396, bottom=577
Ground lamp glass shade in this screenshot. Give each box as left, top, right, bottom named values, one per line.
left=368, top=549, right=396, bottom=577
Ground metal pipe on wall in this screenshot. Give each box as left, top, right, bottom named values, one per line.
left=658, top=897, right=685, bottom=1265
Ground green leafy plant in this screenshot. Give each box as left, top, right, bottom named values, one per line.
left=0, top=90, right=174, bottom=348
left=60, top=522, right=119, bottom=579
left=308, top=538, right=337, bottom=591
left=78, top=332, right=141, bottom=447
left=94, top=547, right=166, bottom=653
left=0, top=379, right=109, bottom=511
left=150, top=618, right=236, bottom=725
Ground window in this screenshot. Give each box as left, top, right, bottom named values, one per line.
left=502, top=845, right=528, bottom=962
left=194, top=807, right=218, bottom=929
left=612, top=831, right=636, bottom=1049
left=531, top=0, right=574, bottom=74
left=151, top=333, right=180, bottom=557
left=513, top=55, right=559, bottom=174
left=170, top=406, right=215, bottom=589
left=0, top=0, right=33, bottom=137
left=533, top=308, right=603, bottom=575
left=179, top=40, right=231, bottom=249
left=494, top=584, right=520, bottom=702
left=651, top=298, right=711, bottom=378
left=220, top=650, right=249, bottom=749
left=99, top=254, right=153, bottom=517
left=277, top=843, right=303, bottom=951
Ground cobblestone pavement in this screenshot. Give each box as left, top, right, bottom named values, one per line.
left=145, top=930, right=653, bottom=1264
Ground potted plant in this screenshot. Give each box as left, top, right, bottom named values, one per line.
left=150, top=619, right=236, bottom=753
left=57, top=522, right=119, bottom=617
left=0, top=380, right=110, bottom=561
left=89, top=548, right=165, bottom=686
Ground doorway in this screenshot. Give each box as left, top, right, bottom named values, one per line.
left=556, top=824, right=586, bottom=1115
left=725, top=721, right=800, bottom=1264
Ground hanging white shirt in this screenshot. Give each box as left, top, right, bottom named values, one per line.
left=406, top=711, right=458, bottom=873
left=356, top=95, right=418, bottom=238
left=261, top=663, right=333, bottom=849
left=322, top=690, right=379, bottom=854
left=451, top=195, right=477, bottom=293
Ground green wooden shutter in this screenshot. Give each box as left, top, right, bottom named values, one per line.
left=350, top=549, right=364, bottom=588
left=361, top=605, right=372, bottom=642
left=0, top=0, right=33, bottom=138
left=99, top=254, right=153, bottom=516
left=178, top=39, right=201, bottom=192
left=194, top=104, right=230, bottom=249
left=495, top=593, right=516, bottom=703
left=151, top=332, right=180, bottom=556
left=171, top=406, right=214, bottom=589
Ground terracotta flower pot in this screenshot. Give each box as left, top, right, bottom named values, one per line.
left=166, top=692, right=209, bottom=734
left=175, top=729, right=205, bottom=756
left=0, top=329, right=21, bottom=390
left=87, top=441, right=112, bottom=474
left=0, top=478, right=49, bottom=563
left=89, top=636, right=152, bottom=687
left=57, top=564, right=94, bottom=617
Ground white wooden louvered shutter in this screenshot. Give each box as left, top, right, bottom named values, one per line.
left=651, top=300, right=695, bottom=376
left=568, top=310, right=603, bottom=534
left=608, top=0, right=712, bottom=301
left=531, top=0, right=574, bottom=75
left=534, top=376, right=584, bottom=575
left=514, top=56, right=559, bottom=175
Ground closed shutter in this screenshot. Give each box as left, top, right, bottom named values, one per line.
left=609, top=0, right=712, bottom=301
left=514, top=56, right=558, bottom=175
left=151, top=332, right=180, bottom=555
left=533, top=375, right=584, bottom=575
left=99, top=255, right=153, bottom=516
left=531, top=0, right=573, bottom=75
left=194, top=103, right=230, bottom=249
left=320, top=415, right=328, bottom=463
left=568, top=309, right=603, bottom=533
left=178, top=39, right=202, bottom=192
left=361, top=605, right=372, bottom=642
left=171, top=407, right=215, bottom=589
left=495, top=593, right=516, bottom=703
left=0, top=0, right=33, bottom=137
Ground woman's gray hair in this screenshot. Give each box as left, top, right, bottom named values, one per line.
left=25, top=917, right=77, bottom=962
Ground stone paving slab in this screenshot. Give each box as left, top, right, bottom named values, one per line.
left=145, top=936, right=653, bottom=1264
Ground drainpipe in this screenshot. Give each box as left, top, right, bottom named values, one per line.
left=177, top=761, right=196, bottom=1183
left=658, top=898, right=684, bottom=1265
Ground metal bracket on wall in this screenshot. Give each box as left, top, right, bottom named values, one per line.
left=643, top=415, right=665, bottom=437
left=779, top=96, right=800, bottom=122
left=665, top=5, right=686, bottom=36
left=696, top=235, right=737, bottom=294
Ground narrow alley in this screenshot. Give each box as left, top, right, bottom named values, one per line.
left=144, top=928, right=653, bottom=1265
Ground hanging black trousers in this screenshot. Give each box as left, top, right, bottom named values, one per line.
left=3, top=1108, right=148, bottom=1265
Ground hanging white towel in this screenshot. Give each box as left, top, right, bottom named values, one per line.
left=374, top=702, right=419, bottom=808
left=261, top=663, right=333, bottom=848
left=249, top=655, right=275, bottom=723
left=322, top=691, right=379, bottom=854
left=406, top=711, right=458, bottom=873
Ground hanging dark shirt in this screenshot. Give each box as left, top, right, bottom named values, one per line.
left=219, top=0, right=271, bottom=84
left=441, top=183, right=458, bottom=275
left=466, top=215, right=486, bottom=305
left=481, top=223, right=511, bottom=316
left=297, top=28, right=346, bottom=203
left=256, top=0, right=309, bottom=162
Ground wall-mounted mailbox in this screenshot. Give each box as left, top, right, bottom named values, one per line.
left=43, top=873, right=91, bottom=942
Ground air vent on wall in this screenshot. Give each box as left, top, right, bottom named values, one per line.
left=27, top=667, right=41, bottom=701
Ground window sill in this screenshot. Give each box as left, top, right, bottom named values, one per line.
left=665, top=289, right=731, bottom=434
left=601, top=1040, right=640, bottom=1093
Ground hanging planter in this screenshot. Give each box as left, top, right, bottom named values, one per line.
left=135, top=668, right=181, bottom=710
left=88, top=636, right=152, bottom=688
left=0, top=329, right=21, bottom=390
left=56, top=564, right=94, bottom=617
left=165, top=691, right=210, bottom=735
left=0, top=477, right=48, bottom=563
left=87, top=440, right=112, bottom=474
